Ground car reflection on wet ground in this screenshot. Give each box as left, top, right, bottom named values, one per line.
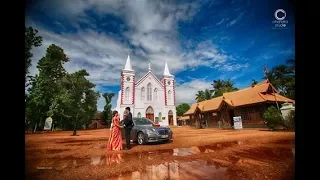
left=25, top=127, right=295, bottom=180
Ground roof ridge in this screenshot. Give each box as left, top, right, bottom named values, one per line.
left=258, top=92, right=266, bottom=100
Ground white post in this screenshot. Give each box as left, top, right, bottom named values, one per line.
left=34, top=123, right=37, bottom=133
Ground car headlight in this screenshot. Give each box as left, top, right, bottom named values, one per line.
left=146, top=128, right=157, bottom=134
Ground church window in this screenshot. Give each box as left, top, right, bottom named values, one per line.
left=168, top=90, right=172, bottom=100
left=125, top=87, right=130, bottom=101
left=147, top=83, right=152, bottom=101
left=154, top=88, right=158, bottom=100
left=141, top=87, right=145, bottom=100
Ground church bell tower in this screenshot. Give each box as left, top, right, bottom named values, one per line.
left=162, top=62, right=175, bottom=106
left=121, top=54, right=135, bottom=106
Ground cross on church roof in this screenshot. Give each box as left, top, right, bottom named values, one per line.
left=148, top=62, right=151, bottom=71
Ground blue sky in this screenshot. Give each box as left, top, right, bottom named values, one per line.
left=25, top=0, right=295, bottom=111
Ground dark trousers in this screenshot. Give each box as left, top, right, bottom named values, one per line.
left=125, top=127, right=132, bottom=148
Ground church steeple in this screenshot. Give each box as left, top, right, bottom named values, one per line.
left=163, top=62, right=173, bottom=77
left=123, top=54, right=133, bottom=71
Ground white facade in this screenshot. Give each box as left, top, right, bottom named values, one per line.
left=116, top=55, right=177, bottom=126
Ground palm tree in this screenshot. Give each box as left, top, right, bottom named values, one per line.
left=195, top=90, right=206, bottom=102
left=211, top=79, right=239, bottom=98
left=262, top=59, right=295, bottom=100
left=204, top=89, right=214, bottom=100
left=211, top=79, right=224, bottom=90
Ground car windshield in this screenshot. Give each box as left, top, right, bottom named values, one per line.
left=134, top=118, right=154, bottom=125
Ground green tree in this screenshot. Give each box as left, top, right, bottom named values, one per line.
left=195, top=89, right=215, bottom=102
left=25, top=27, right=43, bottom=85
left=263, top=106, right=287, bottom=130
left=176, top=103, right=191, bottom=116
left=59, top=69, right=99, bottom=135
left=263, top=59, right=295, bottom=99
left=102, top=93, right=115, bottom=125
left=26, top=44, right=69, bottom=130
left=195, top=90, right=205, bottom=102
left=211, top=79, right=238, bottom=98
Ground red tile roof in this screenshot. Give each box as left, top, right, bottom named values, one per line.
left=184, top=80, right=294, bottom=115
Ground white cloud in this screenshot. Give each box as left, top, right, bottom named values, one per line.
left=26, top=0, right=201, bottom=87
left=216, top=18, right=226, bottom=25
left=227, top=12, right=244, bottom=27
left=182, top=40, right=246, bottom=71
left=175, top=79, right=213, bottom=105
left=26, top=0, right=248, bottom=110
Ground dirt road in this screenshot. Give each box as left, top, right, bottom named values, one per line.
left=25, top=126, right=295, bottom=180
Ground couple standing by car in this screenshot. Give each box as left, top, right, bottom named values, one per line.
left=107, top=107, right=133, bottom=151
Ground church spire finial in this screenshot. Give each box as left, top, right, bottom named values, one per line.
left=123, top=53, right=133, bottom=71
left=148, top=62, right=151, bottom=71
left=163, top=61, right=173, bottom=77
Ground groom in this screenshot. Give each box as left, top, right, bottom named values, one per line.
left=123, top=107, right=133, bottom=150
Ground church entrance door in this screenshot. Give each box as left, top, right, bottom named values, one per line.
left=146, top=106, right=154, bottom=121
left=168, top=110, right=173, bottom=125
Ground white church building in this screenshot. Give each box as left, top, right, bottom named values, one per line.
left=116, top=55, right=177, bottom=126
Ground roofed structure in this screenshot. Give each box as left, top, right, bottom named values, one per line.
left=185, top=79, right=294, bottom=116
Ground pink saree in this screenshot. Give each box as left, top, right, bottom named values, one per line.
left=106, top=116, right=123, bottom=151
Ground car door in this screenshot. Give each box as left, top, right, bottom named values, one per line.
left=130, top=118, right=138, bottom=141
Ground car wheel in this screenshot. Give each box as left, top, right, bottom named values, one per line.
left=137, top=132, right=145, bottom=145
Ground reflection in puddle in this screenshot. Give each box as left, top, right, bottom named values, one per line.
left=32, top=141, right=244, bottom=170
left=172, top=141, right=240, bottom=156
left=118, top=160, right=228, bottom=180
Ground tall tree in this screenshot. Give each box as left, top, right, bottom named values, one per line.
left=263, top=59, right=295, bottom=99
left=26, top=44, right=69, bottom=130
left=195, top=89, right=215, bottom=102
left=176, top=103, right=191, bottom=116
left=25, top=27, right=42, bottom=85
left=59, top=69, right=99, bottom=135
left=195, top=90, right=206, bottom=102
left=211, top=79, right=238, bottom=98
left=102, top=93, right=115, bottom=125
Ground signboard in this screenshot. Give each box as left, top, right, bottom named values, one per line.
left=44, top=117, right=53, bottom=131
left=233, top=116, right=243, bottom=130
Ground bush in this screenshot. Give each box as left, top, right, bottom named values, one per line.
left=264, top=106, right=284, bottom=130
left=284, top=110, right=295, bottom=130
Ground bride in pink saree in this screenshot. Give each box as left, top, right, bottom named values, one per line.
left=107, top=111, right=123, bottom=151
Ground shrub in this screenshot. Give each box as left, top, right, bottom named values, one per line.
left=264, top=106, right=284, bottom=130
left=284, top=109, right=295, bottom=130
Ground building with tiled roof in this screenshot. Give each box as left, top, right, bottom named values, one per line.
left=184, top=79, right=294, bottom=128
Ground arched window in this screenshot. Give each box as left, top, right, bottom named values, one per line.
left=154, top=88, right=158, bottom=100
left=147, top=83, right=152, bottom=101
left=141, top=87, right=145, bottom=100
left=137, top=112, right=141, bottom=118
left=125, top=87, right=130, bottom=101
left=168, top=90, right=172, bottom=100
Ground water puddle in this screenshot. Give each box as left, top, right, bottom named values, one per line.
left=115, top=160, right=230, bottom=180
left=172, top=141, right=242, bottom=156
left=30, top=141, right=244, bottom=170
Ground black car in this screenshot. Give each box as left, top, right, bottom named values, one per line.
left=120, top=117, right=173, bottom=145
